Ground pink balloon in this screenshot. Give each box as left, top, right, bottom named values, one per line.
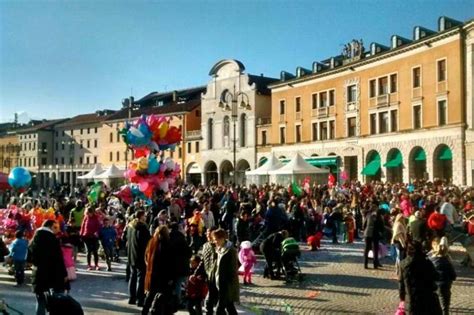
left=139, top=181, right=149, bottom=192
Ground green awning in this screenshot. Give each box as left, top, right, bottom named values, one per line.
left=362, top=158, right=381, bottom=175
left=438, top=147, right=452, bottom=160
left=384, top=151, right=402, bottom=168
left=280, top=156, right=339, bottom=167
left=306, top=157, right=339, bottom=167
left=414, top=149, right=426, bottom=161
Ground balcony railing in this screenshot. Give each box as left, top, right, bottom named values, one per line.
left=317, top=107, right=329, bottom=118
left=186, top=130, right=202, bottom=139
left=256, top=117, right=271, bottom=125
left=376, top=94, right=389, bottom=107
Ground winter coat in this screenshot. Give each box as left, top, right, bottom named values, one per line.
left=202, top=241, right=217, bottom=280
left=80, top=214, right=101, bottom=239
left=363, top=212, right=384, bottom=240
left=408, top=218, right=428, bottom=243
left=265, top=206, right=288, bottom=234
left=238, top=248, right=256, bottom=270
left=10, top=238, right=28, bottom=262
left=236, top=219, right=250, bottom=243
left=145, top=237, right=174, bottom=293
left=215, top=241, right=239, bottom=304
left=61, top=244, right=75, bottom=268
left=29, top=228, right=67, bottom=293
left=429, top=256, right=457, bottom=285
left=99, top=226, right=117, bottom=249
left=399, top=255, right=442, bottom=315
left=187, top=262, right=208, bottom=300
left=126, top=219, right=151, bottom=269
left=169, top=229, right=192, bottom=278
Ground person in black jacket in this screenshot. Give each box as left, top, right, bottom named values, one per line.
left=29, top=219, right=67, bottom=315
left=260, top=230, right=289, bottom=279
left=399, top=239, right=442, bottom=315
left=169, top=222, right=192, bottom=309
left=363, top=207, right=385, bottom=269
left=429, top=237, right=456, bottom=315
left=127, top=210, right=151, bottom=307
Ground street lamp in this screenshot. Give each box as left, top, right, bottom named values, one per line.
left=62, top=140, right=75, bottom=186
left=219, top=85, right=251, bottom=185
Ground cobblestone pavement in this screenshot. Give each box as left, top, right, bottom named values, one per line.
left=0, top=239, right=473, bottom=314
left=241, top=239, right=474, bottom=315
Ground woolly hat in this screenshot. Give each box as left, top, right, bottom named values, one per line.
left=240, top=240, right=252, bottom=249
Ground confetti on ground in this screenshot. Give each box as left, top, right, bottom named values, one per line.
left=306, top=291, right=321, bottom=298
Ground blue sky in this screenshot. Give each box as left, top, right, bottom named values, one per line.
left=0, top=0, right=473, bottom=122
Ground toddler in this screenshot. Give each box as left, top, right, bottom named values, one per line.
left=9, top=230, right=28, bottom=286
left=238, top=240, right=257, bottom=285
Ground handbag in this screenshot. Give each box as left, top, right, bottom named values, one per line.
left=67, top=266, right=77, bottom=281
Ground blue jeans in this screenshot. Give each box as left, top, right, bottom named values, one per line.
left=35, top=293, right=47, bottom=315
left=174, top=276, right=187, bottom=306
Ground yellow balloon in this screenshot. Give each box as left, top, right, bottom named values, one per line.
left=137, top=157, right=148, bottom=171
left=159, top=122, right=169, bottom=139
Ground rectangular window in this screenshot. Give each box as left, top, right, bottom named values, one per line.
left=55, top=142, right=59, bottom=150
left=116, top=151, right=120, bottom=161
left=319, top=92, right=328, bottom=108
left=170, top=150, right=174, bottom=158
left=438, top=100, right=447, bottom=126
left=117, top=132, right=120, bottom=142
left=370, top=113, right=377, bottom=135
left=87, top=128, right=90, bottom=134
left=295, top=97, right=301, bottom=112
left=55, top=158, right=58, bottom=165
left=379, top=111, right=389, bottom=134
left=390, top=74, right=397, bottom=93
left=32, top=158, right=35, bottom=167
left=391, top=110, right=398, bottom=132
left=178, top=147, right=182, bottom=159
left=62, top=131, right=65, bottom=136
left=437, top=59, right=446, bottom=82
left=329, top=90, right=335, bottom=106
left=312, top=93, right=318, bottom=109
left=312, top=123, right=318, bottom=141
left=110, top=133, right=113, bottom=143
left=70, top=130, right=74, bottom=136
left=86, top=156, right=90, bottom=164
left=280, top=127, right=286, bottom=144
left=347, top=117, right=356, bottom=137
left=109, top=152, right=113, bottom=162
left=329, top=121, right=335, bottom=139
left=80, top=129, right=83, bottom=135
left=347, top=85, right=356, bottom=102
left=94, top=156, right=97, bottom=164
left=187, top=142, right=192, bottom=154
left=261, top=131, right=267, bottom=145
left=80, top=140, right=84, bottom=149
left=61, top=143, right=65, bottom=150
left=413, top=67, right=421, bottom=88
left=279, top=100, right=285, bottom=115
left=32, top=142, right=35, bottom=151
left=61, top=157, right=65, bottom=164
left=369, top=79, right=376, bottom=98
left=79, top=157, right=83, bottom=164
left=69, top=157, right=73, bottom=165
left=41, top=158, right=47, bottom=166
left=94, top=139, right=98, bottom=148
left=413, top=105, right=422, bottom=129
left=28, top=143, right=31, bottom=151
left=94, top=127, right=98, bottom=133
left=296, top=125, right=301, bottom=143
left=55, top=131, right=58, bottom=137
left=195, top=142, right=200, bottom=153
left=378, top=77, right=388, bottom=95
left=87, top=140, right=90, bottom=148
left=320, top=122, right=328, bottom=140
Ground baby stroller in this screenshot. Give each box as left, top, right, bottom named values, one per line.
left=280, top=238, right=303, bottom=282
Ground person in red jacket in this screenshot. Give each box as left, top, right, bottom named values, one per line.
left=80, top=206, right=102, bottom=270
left=186, top=255, right=208, bottom=315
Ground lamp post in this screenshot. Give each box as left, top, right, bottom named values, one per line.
left=122, top=96, right=134, bottom=171
left=62, top=140, right=75, bottom=186
left=218, top=85, right=251, bottom=185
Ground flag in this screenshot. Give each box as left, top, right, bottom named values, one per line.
left=292, top=181, right=303, bottom=197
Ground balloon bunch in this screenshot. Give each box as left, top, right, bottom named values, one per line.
left=115, top=114, right=182, bottom=204
left=120, top=114, right=182, bottom=151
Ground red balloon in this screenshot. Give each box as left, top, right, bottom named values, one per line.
left=0, top=172, right=11, bottom=191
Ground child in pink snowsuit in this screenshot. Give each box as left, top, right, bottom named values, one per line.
left=61, top=237, right=76, bottom=292
left=238, top=241, right=257, bottom=285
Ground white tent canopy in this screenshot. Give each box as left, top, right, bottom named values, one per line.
left=246, top=153, right=284, bottom=176
left=268, top=153, right=328, bottom=175
left=94, top=164, right=124, bottom=179
left=77, top=164, right=104, bottom=179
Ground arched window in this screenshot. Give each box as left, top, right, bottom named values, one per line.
left=208, top=118, right=214, bottom=149
left=240, top=113, right=246, bottom=147
left=223, top=116, right=230, bottom=147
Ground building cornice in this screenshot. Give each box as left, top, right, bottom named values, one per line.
left=269, top=27, right=462, bottom=90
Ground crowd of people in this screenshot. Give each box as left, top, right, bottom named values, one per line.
left=1, top=178, right=474, bottom=314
